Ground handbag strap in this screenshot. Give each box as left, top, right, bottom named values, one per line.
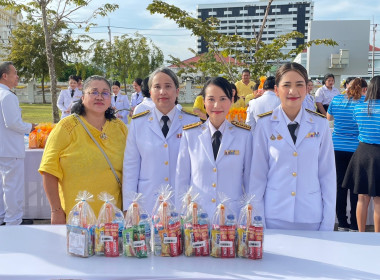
left=74, top=114, right=122, bottom=186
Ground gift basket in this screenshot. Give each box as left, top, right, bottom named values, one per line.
left=210, top=193, right=237, bottom=258
left=152, top=185, right=182, bottom=257
left=95, top=192, right=125, bottom=257
left=66, top=191, right=97, bottom=258
left=181, top=187, right=210, bottom=257
left=123, top=192, right=150, bottom=258
left=237, top=194, right=263, bottom=259
left=29, top=122, right=55, bottom=149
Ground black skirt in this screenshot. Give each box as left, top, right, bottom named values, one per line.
left=342, top=142, right=380, bottom=196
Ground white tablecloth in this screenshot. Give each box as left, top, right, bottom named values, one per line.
left=0, top=225, right=379, bottom=280
left=24, top=149, right=50, bottom=219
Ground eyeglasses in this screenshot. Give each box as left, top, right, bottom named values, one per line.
left=86, top=90, right=111, bottom=99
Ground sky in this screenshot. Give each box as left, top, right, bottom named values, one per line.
left=71, top=0, right=380, bottom=63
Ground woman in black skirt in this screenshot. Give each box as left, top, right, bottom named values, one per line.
left=343, top=76, right=380, bottom=232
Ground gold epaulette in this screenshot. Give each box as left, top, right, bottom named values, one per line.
left=181, top=109, right=198, bottom=117
left=231, top=121, right=251, bottom=130
left=131, top=110, right=150, bottom=119
left=257, top=111, right=273, bottom=118
left=183, top=121, right=203, bottom=130
left=305, top=108, right=326, bottom=118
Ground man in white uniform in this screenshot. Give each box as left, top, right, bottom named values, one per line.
left=0, top=62, right=36, bottom=225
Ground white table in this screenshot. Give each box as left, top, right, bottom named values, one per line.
left=0, top=225, right=379, bottom=279
left=24, top=149, right=50, bottom=219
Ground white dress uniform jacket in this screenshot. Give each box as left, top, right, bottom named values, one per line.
left=122, top=107, right=199, bottom=213
left=246, top=90, right=280, bottom=130
left=111, top=93, right=130, bottom=124
left=302, top=94, right=316, bottom=111
left=250, top=105, right=336, bottom=231
left=57, top=88, right=82, bottom=119
left=133, top=97, right=155, bottom=115
left=130, top=91, right=143, bottom=108
left=175, top=120, right=253, bottom=218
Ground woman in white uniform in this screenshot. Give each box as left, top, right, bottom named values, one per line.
left=122, top=67, right=199, bottom=213
left=111, top=81, right=130, bottom=125
left=57, top=75, right=82, bottom=119
left=175, top=77, right=253, bottom=217
left=250, top=62, right=336, bottom=231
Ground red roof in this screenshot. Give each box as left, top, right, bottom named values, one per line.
left=369, top=45, right=380, bottom=51
left=168, top=53, right=242, bottom=68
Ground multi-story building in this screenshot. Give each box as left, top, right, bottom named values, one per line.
left=0, top=7, right=22, bottom=59
left=197, top=0, right=313, bottom=62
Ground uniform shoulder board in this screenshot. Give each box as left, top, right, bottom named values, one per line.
left=183, top=121, right=203, bottom=130
left=131, top=110, right=150, bottom=119
left=257, top=111, right=273, bottom=118
left=305, top=108, right=326, bottom=118
left=231, top=121, right=251, bottom=130
left=181, top=109, right=198, bottom=117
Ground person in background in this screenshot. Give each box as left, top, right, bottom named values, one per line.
left=111, top=80, right=130, bottom=125
left=235, top=69, right=256, bottom=100
left=315, top=73, right=340, bottom=116
left=57, top=75, right=82, bottom=119
left=327, top=78, right=367, bottom=232
left=302, top=79, right=316, bottom=111
left=342, top=77, right=355, bottom=94
left=343, top=76, right=380, bottom=232
left=39, top=76, right=127, bottom=224
left=246, top=76, right=280, bottom=130
left=230, top=83, right=246, bottom=108
left=134, top=77, right=154, bottom=114
left=129, top=78, right=143, bottom=116
left=175, top=77, right=252, bottom=217
left=193, top=92, right=207, bottom=121
left=244, top=82, right=259, bottom=106
left=250, top=62, right=336, bottom=231
left=122, top=67, right=199, bottom=213
left=0, top=61, right=37, bottom=226
left=77, top=76, right=83, bottom=91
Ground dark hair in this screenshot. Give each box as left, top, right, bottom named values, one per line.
left=275, top=63, right=308, bottom=86
left=365, top=76, right=380, bottom=114
left=347, top=78, right=364, bottom=100
left=253, top=82, right=260, bottom=91
left=134, top=78, right=143, bottom=86
left=71, top=99, right=116, bottom=120
left=77, top=75, right=82, bottom=81
left=263, top=76, right=275, bottom=90
left=322, top=73, right=335, bottom=85
left=0, top=61, right=13, bottom=78
left=201, top=77, right=233, bottom=101
left=230, top=82, right=238, bottom=103
left=344, top=77, right=355, bottom=89
left=112, top=80, right=121, bottom=88
left=148, top=67, right=179, bottom=89
left=69, top=75, right=80, bottom=83
left=242, top=69, right=250, bottom=74
left=83, top=75, right=111, bottom=93
left=141, top=77, right=150, bottom=98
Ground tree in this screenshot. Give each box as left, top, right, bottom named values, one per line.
left=6, top=16, right=83, bottom=103
left=91, top=33, right=164, bottom=88
left=0, top=0, right=118, bottom=122
left=147, top=0, right=337, bottom=81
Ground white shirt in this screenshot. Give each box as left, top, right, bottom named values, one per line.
left=315, top=85, right=340, bottom=105
left=111, top=92, right=130, bottom=125
left=0, top=83, right=32, bottom=158
left=130, top=91, right=143, bottom=108
left=57, top=87, right=82, bottom=119
left=154, top=106, right=176, bottom=130
left=246, top=90, right=280, bottom=130
left=134, top=97, right=155, bottom=115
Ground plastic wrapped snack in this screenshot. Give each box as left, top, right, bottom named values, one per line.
left=95, top=192, right=125, bottom=257
left=237, top=194, right=264, bottom=259
left=123, top=192, right=150, bottom=258
left=29, top=123, right=55, bottom=149
left=66, top=191, right=97, bottom=257
left=152, top=185, right=182, bottom=257
left=181, top=187, right=210, bottom=257
left=210, top=192, right=237, bottom=258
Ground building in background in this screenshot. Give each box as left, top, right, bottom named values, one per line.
left=197, top=0, right=313, bottom=63
left=0, top=7, right=22, bottom=59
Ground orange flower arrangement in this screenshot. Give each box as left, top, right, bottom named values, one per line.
left=29, top=122, right=56, bottom=149
left=226, top=107, right=247, bottom=123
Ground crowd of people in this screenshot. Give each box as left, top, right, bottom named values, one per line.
left=0, top=60, right=379, bottom=233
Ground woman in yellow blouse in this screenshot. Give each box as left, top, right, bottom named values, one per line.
left=39, top=76, right=127, bottom=224
left=230, top=83, right=246, bottom=108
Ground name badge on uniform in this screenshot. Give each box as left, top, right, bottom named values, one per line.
left=306, top=132, right=320, bottom=138
left=224, top=150, right=239, bottom=155
left=177, top=133, right=182, bottom=138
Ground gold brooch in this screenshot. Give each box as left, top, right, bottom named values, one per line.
left=100, top=133, right=107, bottom=140
left=277, top=134, right=283, bottom=140
left=270, top=134, right=276, bottom=140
